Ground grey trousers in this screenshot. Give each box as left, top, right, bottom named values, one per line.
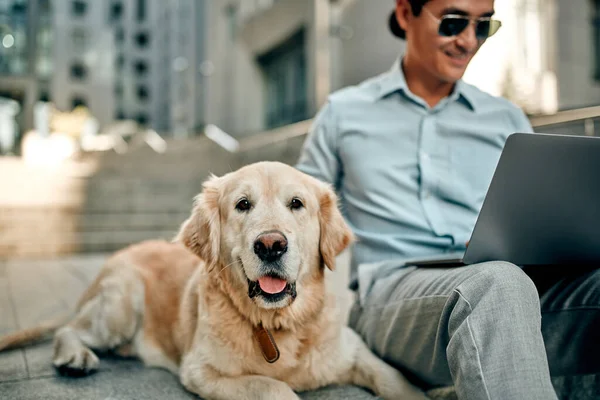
left=348, top=261, right=600, bottom=400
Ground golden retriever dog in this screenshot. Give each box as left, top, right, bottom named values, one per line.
left=0, top=162, right=428, bottom=400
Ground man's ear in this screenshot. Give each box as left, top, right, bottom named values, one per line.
left=318, top=185, right=355, bottom=271
left=174, top=175, right=220, bottom=269
left=395, top=0, right=412, bottom=33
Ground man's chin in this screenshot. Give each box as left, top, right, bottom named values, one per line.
left=434, top=60, right=469, bottom=83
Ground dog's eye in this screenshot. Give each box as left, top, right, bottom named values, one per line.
left=235, top=198, right=252, bottom=212
left=290, top=198, right=304, bottom=210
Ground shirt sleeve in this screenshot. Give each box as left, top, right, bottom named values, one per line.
left=295, top=101, right=343, bottom=190
left=511, top=107, right=534, bottom=134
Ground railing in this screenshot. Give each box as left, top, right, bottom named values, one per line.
left=237, top=119, right=313, bottom=152
left=227, top=105, right=600, bottom=153
left=530, top=105, right=600, bottom=136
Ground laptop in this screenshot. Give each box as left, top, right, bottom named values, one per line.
left=410, top=132, right=600, bottom=268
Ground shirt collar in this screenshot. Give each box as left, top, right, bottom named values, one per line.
left=376, top=56, right=477, bottom=112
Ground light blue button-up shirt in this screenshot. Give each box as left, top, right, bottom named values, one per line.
left=296, top=58, right=533, bottom=287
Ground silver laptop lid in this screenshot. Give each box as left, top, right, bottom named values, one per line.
left=463, top=132, right=600, bottom=266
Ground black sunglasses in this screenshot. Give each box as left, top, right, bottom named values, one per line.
left=423, top=6, right=502, bottom=40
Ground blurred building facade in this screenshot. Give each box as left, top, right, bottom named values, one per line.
left=0, top=0, right=207, bottom=139
left=168, top=0, right=207, bottom=137
left=0, top=0, right=52, bottom=137
left=0, top=0, right=599, bottom=142
left=555, top=0, right=600, bottom=109
left=196, top=0, right=333, bottom=138
left=50, top=0, right=207, bottom=135
left=50, top=0, right=116, bottom=130
left=201, top=0, right=600, bottom=139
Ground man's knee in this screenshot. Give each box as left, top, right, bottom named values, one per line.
left=458, top=261, right=541, bottom=310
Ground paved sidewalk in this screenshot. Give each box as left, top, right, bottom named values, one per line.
left=0, top=254, right=376, bottom=400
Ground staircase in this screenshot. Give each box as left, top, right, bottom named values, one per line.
left=0, top=133, right=308, bottom=259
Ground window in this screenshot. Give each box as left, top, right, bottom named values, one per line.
left=134, top=32, right=150, bottom=48
left=135, top=113, right=148, bottom=125
left=115, top=110, right=126, bottom=119
left=594, top=0, right=600, bottom=80
left=0, top=1, right=28, bottom=76
left=258, top=29, right=308, bottom=129
left=70, top=62, right=87, bottom=80
left=39, top=91, right=50, bottom=102
left=71, top=0, right=87, bottom=17
left=115, top=53, right=124, bottom=70
left=136, top=0, right=146, bottom=22
left=36, top=0, right=53, bottom=78
left=133, top=60, right=148, bottom=75
left=136, top=85, right=149, bottom=101
left=71, top=96, right=87, bottom=109
left=115, top=27, right=125, bottom=43
left=71, top=28, right=87, bottom=52
left=225, top=4, right=238, bottom=41
left=38, top=0, right=51, bottom=14
left=11, top=1, right=27, bottom=15
left=114, top=83, right=123, bottom=97
left=109, top=1, right=123, bottom=23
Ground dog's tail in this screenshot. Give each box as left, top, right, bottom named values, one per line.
left=0, top=314, right=72, bottom=352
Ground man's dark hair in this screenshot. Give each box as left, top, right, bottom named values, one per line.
left=388, top=0, right=429, bottom=39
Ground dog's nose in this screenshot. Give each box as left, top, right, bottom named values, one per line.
left=254, top=231, right=288, bottom=262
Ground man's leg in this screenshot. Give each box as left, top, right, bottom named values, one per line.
left=526, top=267, right=600, bottom=376
left=348, top=261, right=558, bottom=400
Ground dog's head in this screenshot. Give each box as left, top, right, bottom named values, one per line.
left=175, top=162, right=354, bottom=311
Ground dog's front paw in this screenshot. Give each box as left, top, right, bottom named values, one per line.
left=375, top=366, right=430, bottom=400
left=255, top=383, right=300, bottom=400
left=425, top=386, right=457, bottom=400
left=53, top=346, right=99, bottom=377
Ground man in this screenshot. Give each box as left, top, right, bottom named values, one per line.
left=296, top=0, right=600, bottom=399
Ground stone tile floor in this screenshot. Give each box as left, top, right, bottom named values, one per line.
left=0, top=254, right=379, bottom=400
left=4, top=254, right=597, bottom=400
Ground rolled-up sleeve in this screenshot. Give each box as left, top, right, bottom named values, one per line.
left=295, top=101, right=343, bottom=190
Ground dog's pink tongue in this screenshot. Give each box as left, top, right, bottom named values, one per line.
left=258, top=277, right=287, bottom=294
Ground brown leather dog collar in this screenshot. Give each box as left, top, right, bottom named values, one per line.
left=253, top=323, right=280, bottom=363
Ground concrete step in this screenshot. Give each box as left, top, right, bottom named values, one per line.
left=81, top=197, right=195, bottom=213
left=0, top=132, right=309, bottom=258
left=0, top=228, right=178, bottom=258
left=78, top=212, right=189, bottom=231
left=78, top=230, right=179, bottom=253
left=83, top=179, right=203, bottom=197
left=0, top=207, right=80, bottom=258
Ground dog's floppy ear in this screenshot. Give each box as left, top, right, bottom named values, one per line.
left=174, top=175, right=221, bottom=269
left=318, top=185, right=354, bottom=271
